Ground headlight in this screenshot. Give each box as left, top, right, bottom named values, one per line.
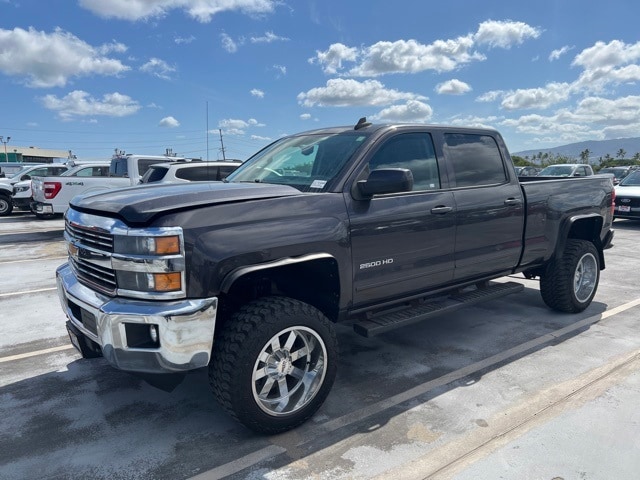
left=14, top=185, right=30, bottom=193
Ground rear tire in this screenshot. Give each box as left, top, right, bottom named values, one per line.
left=209, top=296, right=338, bottom=434
left=540, top=239, right=600, bottom=313
left=0, top=194, right=13, bottom=216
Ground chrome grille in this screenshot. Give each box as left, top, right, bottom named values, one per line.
left=66, top=220, right=114, bottom=251
left=66, top=217, right=116, bottom=295
left=69, top=256, right=117, bottom=295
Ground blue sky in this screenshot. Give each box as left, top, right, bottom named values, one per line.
left=1, top=0, right=639, bottom=161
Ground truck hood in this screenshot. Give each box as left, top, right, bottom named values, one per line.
left=70, top=181, right=303, bottom=224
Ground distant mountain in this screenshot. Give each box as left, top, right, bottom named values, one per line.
left=513, top=137, right=640, bottom=163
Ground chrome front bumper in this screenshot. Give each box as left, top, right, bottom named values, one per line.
left=56, top=263, right=217, bottom=374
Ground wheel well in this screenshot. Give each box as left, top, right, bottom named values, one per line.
left=219, top=257, right=341, bottom=326
left=566, top=216, right=605, bottom=267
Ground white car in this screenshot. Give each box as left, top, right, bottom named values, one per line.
left=139, top=160, right=242, bottom=184
left=614, top=170, right=640, bottom=220
left=537, top=164, right=594, bottom=177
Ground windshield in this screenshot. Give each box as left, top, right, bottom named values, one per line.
left=140, top=166, right=169, bottom=183
left=600, top=167, right=628, bottom=179
left=8, top=167, right=33, bottom=179
left=618, top=171, right=640, bottom=186
left=538, top=165, right=574, bottom=176
left=226, top=132, right=369, bottom=192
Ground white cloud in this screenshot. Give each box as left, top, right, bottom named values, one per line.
left=79, top=0, right=277, bottom=23
left=221, top=33, right=239, bottom=53
left=140, top=58, right=176, bottom=80
left=308, top=43, right=359, bottom=75
left=308, top=20, right=539, bottom=77
left=500, top=95, right=640, bottom=143
left=40, top=90, right=141, bottom=120
left=175, top=35, right=195, bottom=45
left=273, top=64, right=287, bottom=76
left=476, top=90, right=505, bottom=102
left=250, top=88, right=265, bottom=98
left=549, top=45, right=573, bottom=61
left=473, top=19, right=541, bottom=49
left=371, top=100, right=433, bottom=122
left=500, top=82, right=572, bottom=110
left=300, top=113, right=311, bottom=120
left=436, top=79, right=472, bottom=95
left=159, top=116, right=180, bottom=127
left=251, top=134, right=272, bottom=141
left=297, top=78, right=425, bottom=108
left=250, top=31, right=289, bottom=43
left=572, top=40, right=640, bottom=70
left=218, top=117, right=265, bottom=135
left=0, top=27, right=129, bottom=88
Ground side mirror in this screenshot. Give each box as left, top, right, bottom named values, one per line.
left=22, top=174, right=31, bottom=181
left=356, top=168, right=413, bottom=198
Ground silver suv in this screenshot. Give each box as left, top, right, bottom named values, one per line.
left=140, top=160, right=242, bottom=184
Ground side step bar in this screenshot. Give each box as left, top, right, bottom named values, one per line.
left=352, top=281, right=524, bottom=337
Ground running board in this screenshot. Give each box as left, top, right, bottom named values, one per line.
left=352, top=281, right=524, bottom=337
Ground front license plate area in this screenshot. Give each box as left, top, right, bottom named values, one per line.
left=619, top=205, right=631, bottom=212
left=67, top=324, right=83, bottom=355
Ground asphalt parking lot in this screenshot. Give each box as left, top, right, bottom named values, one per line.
left=1, top=212, right=639, bottom=480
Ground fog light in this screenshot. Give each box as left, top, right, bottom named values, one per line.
left=149, top=325, right=158, bottom=343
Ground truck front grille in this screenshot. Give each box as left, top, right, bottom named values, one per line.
left=66, top=221, right=114, bottom=251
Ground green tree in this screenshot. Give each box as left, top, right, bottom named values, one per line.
left=616, top=148, right=626, bottom=160
left=579, top=149, right=591, bottom=164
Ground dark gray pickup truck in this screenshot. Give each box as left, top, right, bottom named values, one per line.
left=56, top=119, right=614, bottom=433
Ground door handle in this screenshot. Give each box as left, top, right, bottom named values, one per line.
left=431, top=206, right=453, bottom=214
left=504, top=197, right=522, bottom=206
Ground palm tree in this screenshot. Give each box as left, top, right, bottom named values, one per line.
left=616, top=148, right=626, bottom=161
left=579, top=149, right=591, bottom=164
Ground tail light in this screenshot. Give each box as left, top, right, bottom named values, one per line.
left=44, top=181, right=62, bottom=199
left=611, top=187, right=616, bottom=217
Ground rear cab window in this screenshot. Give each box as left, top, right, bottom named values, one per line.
left=444, top=133, right=507, bottom=187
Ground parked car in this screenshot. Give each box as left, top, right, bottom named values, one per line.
left=537, top=164, right=594, bottom=177
left=0, top=164, right=69, bottom=216
left=516, top=166, right=541, bottom=177
left=32, top=154, right=186, bottom=217
left=613, top=170, right=640, bottom=220
left=139, top=160, right=242, bottom=184
left=23, top=162, right=111, bottom=217
left=0, top=162, right=45, bottom=178
left=598, top=166, right=635, bottom=185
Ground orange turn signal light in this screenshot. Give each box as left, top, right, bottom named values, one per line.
left=153, top=272, right=182, bottom=291
left=155, top=236, right=180, bottom=255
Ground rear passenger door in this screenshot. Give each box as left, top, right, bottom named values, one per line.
left=347, top=131, right=456, bottom=306
left=442, top=132, right=524, bottom=280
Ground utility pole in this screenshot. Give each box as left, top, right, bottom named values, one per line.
left=206, top=101, right=209, bottom=161
left=219, top=129, right=226, bottom=160
left=0, top=136, right=10, bottom=162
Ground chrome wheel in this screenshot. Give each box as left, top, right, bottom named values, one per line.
left=574, top=252, right=598, bottom=303
left=252, top=326, right=327, bottom=416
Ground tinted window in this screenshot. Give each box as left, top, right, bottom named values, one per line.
left=444, top=133, right=507, bottom=187
left=175, top=166, right=219, bottom=181
left=218, top=165, right=239, bottom=180
left=368, top=133, right=440, bottom=191
left=138, top=159, right=163, bottom=176
left=141, top=166, right=169, bottom=183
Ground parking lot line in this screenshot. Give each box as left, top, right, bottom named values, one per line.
left=0, top=344, right=75, bottom=364
left=0, top=256, right=66, bottom=265
left=0, top=287, right=57, bottom=298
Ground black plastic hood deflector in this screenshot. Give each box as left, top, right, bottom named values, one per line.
left=70, top=182, right=302, bottom=224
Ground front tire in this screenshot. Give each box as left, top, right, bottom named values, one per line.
left=209, top=296, right=338, bottom=434
left=0, top=194, right=13, bottom=216
left=540, top=239, right=600, bottom=313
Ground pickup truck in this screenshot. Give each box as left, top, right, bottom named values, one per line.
left=0, top=163, right=70, bottom=216
left=32, top=154, right=187, bottom=217
left=56, top=120, right=615, bottom=433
